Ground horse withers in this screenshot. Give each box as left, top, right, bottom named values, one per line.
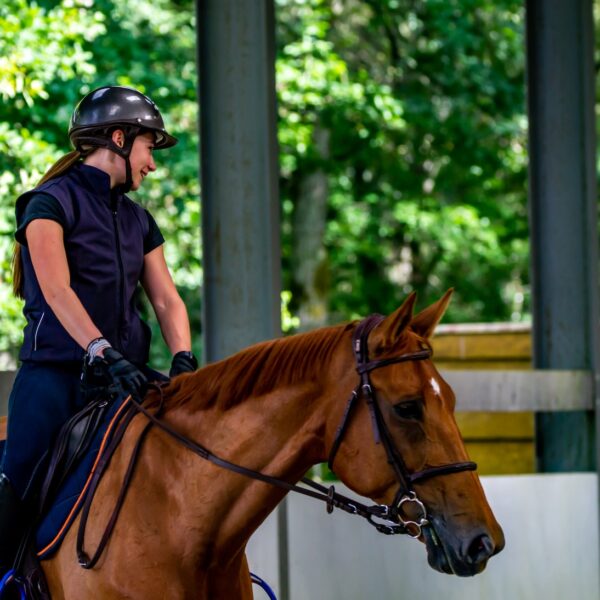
left=42, top=290, right=504, bottom=599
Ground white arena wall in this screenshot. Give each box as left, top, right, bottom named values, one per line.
left=247, top=474, right=599, bottom=600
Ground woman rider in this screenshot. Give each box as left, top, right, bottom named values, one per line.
left=0, top=85, right=198, bottom=575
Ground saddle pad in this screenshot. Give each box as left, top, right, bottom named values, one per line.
left=36, top=396, right=132, bottom=559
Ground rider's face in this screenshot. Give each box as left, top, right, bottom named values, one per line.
left=128, top=132, right=157, bottom=191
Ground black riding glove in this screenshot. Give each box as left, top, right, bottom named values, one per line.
left=169, top=351, right=198, bottom=377
left=99, top=347, right=148, bottom=400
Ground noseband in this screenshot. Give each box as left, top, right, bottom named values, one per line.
left=326, top=314, right=477, bottom=537
left=77, top=316, right=477, bottom=569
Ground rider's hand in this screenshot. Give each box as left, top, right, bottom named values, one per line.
left=169, top=351, right=198, bottom=377
left=99, top=347, right=148, bottom=400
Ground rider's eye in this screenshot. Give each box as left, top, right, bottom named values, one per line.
left=393, top=400, right=423, bottom=421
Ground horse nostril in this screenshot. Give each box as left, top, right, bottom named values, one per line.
left=466, top=534, right=495, bottom=565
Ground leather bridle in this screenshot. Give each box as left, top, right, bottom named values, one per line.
left=76, top=315, right=477, bottom=569
left=327, top=314, right=477, bottom=537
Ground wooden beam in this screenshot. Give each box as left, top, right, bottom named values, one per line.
left=0, top=369, right=594, bottom=416
left=526, top=0, right=598, bottom=473
left=197, top=0, right=281, bottom=363
left=443, top=370, right=594, bottom=412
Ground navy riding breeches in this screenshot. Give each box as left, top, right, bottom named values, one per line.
left=1, top=362, right=84, bottom=500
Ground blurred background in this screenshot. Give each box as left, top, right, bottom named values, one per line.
left=0, top=0, right=531, bottom=371
left=1, top=3, right=599, bottom=597
left=2, top=0, right=600, bottom=477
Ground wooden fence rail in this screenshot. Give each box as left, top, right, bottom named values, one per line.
left=0, top=367, right=596, bottom=474
left=444, top=369, right=594, bottom=411
left=1, top=368, right=593, bottom=415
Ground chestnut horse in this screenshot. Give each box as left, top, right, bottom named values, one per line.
left=42, top=291, right=504, bottom=599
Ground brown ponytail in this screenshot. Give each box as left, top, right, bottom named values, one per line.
left=12, top=150, right=82, bottom=299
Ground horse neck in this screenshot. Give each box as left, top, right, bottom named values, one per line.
left=161, top=326, right=357, bottom=557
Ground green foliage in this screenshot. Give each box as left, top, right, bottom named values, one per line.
left=0, top=0, right=532, bottom=369
left=277, top=0, right=529, bottom=325
left=0, top=0, right=105, bottom=356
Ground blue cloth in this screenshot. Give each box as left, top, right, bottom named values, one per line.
left=1, top=363, right=167, bottom=502
left=35, top=393, right=128, bottom=558
left=16, top=163, right=154, bottom=365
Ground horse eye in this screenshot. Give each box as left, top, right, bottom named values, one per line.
left=393, top=400, right=423, bottom=421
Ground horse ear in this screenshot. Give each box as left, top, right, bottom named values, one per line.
left=370, top=292, right=418, bottom=352
left=410, top=288, right=454, bottom=339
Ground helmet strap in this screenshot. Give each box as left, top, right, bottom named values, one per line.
left=111, top=125, right=140, bottom=193
left=121, top=157, right=134, bottom=194
left=77, top=126, right=141, bottom=193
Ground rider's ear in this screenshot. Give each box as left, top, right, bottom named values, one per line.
left=410, top=288, right=454, bottom=340
left=370, top=292, right=417, bottom=352
left=111, top=129, right=125, bottom=148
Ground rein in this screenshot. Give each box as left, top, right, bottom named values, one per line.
left=76, top=315, right=476, bottom=569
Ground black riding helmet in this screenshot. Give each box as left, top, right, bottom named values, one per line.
left=69, top=86, right=178, bottom=191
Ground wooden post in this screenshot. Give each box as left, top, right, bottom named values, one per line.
left=196, top=2, right=287, bottom=597
left=197, top=0, right=281, bottom=360
left=526, top=0, right=599, bottom=473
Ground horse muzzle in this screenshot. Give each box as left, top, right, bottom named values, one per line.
left=423, top=518, right=505, bottom=577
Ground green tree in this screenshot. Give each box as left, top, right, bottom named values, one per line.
left=0, top=0, right=531, bottom=370
left=0, top=0, right=105, bottom=361
left=276, top=0, right=529, bottom=325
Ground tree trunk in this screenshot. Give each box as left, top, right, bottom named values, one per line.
left=292, top=126, right=330, bottom=331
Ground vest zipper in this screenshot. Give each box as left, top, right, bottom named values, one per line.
left=33, top=311, right=45, bottom=351
left=112, top=202, right=125, bottom=352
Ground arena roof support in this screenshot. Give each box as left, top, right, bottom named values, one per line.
left=526, top=0, right=599, bottom=473
left=197, top=2, right=287, bottom=597
left=197, top=1, right=281, bottom=360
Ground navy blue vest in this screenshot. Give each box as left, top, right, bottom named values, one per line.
left=17, top=163, right=152, bottom=365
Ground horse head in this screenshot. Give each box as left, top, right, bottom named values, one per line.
left=325, top=290, right=505, bottom=576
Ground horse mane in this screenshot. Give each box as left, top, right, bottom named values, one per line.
left=165, top=322, right=355, bottom=410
